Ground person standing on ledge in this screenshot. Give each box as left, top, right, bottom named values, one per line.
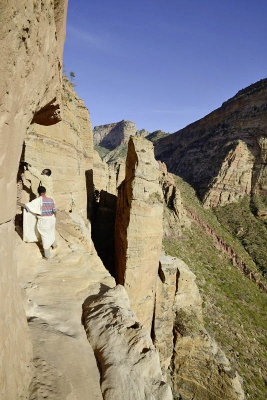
left=18, top=186, right=57, bottom=259
left=23, top=162, right=54, bottom=198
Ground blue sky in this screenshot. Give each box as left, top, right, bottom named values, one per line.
left=63, top=0, right=267, bottom=133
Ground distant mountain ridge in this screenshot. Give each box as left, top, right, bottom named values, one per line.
left=154, top=78, right=267, bottom=210
left=93, top=120, right=139, bottom=150
left=94, top=120, right=169, bottom=159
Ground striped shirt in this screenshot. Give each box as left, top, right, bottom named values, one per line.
left=41, top=195, right=56, bottom=216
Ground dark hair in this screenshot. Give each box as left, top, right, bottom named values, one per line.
left=38, top=186, right=46, bottom=195
left=45, top=169, right=52, bottom=176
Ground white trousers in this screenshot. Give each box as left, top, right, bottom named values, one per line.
left=37, top=215, right=56, bottom=250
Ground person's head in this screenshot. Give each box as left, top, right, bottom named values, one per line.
left=41, top=168, right=52, bottom=176
left=38, top=186, right=46, bottom=196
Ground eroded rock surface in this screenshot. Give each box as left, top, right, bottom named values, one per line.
left=153, top=253, right=179, bottom=379
left=94, top=120, right=138, bottom=150
left=83, top=285, right=173, bottom=400
left=0, top=1, right=68, bottom=398
left=115, top=136, right=163, bottom=331
left=20, top=76, right=93, bottom=218
left=153, top=253, right=244, bottom=400
left=155, top=79, right=267, bottom=208
left=93, top=150, right=124, bottom=195
left=17, top=212, right=115, bottom=400
left=203, top=140, right=255, bottom=208
left=158, top=161, right=191, bottom=234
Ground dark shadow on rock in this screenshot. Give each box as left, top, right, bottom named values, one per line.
left=81, top=283, right=111, bottom=325
left=15, top=142, right=36, bottom=237
left=91, top=190, right=117, bottom=278
left=85, top=169, right=94, bottom=222
left=85, top=169, right=118, bottom=278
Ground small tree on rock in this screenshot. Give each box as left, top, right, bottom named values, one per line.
left=70, top=71, right=75, bottom=81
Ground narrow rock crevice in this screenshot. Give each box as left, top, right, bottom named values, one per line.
left=90, top=189, right=117, bottom=278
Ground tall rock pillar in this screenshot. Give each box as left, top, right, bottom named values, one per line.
left=115, top=136, right=163, bottom=331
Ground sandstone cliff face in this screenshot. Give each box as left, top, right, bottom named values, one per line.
left=83, top=285, right=173, bottom=400
left=154, top=253, right=244, bottom=400
left=0, top=0, right=68, bottom=223
left=155, top=79, right=267, bottom=208
left=202, top=140, right=255, bottom=208
left=16, top=207, right=115, bottom=400
left=19, top=76, right=93, bottom=218
left=115, top=136, right=163, bottom=331
left=0, top=2, right=68, bottom=398
left=94, top=120, right=138, bottom=150
left=93, top=149, right=124, bottom=195
left=158, top=161, right=191, bottom=234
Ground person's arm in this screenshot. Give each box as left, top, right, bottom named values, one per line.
left=17, top=202, right=29, bottom=212
left=52, top=204, right=56, bottom=217
left=27, top=165, right=42, bottom=179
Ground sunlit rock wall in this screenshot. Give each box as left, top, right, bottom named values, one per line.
left=21, top=76, right=93, bottom=219
left=115, top=136, right=163, bottom=331
left=0, top=1, right=68, bottom=398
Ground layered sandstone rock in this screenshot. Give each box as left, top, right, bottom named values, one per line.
left=0, top=2, right=68, bottom=398
left=202, top=140, right=255, bottom=207
left=252, top=136, right=267, bottom=220
left=93, top=150, right=124, bottom=195
left=153, top=253, right=244, bottom=400
left=158, top=161, right=191, bottom=232
left=0, top=0, right=67, bottom=223
left=115, top=136, right=163, bottom=331
left=16, top=208, right=115, bottom=400
left=94, top=120, right=138, bottom=150
left=83, top=285, right=173, bottom=400
left=91, top=151, right=124, bottom=274
left=20, top=76, right=93, bottom=218
left=155, top=79, right=267, bottom=208
left=153, top=253, right=202, bottom=379
left=153, top=253, right=179, bottom=378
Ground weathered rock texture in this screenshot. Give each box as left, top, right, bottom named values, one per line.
left=153, top=253, right=179, bottom=379
left=153, top=253, right=244, bottom=400
left=153, top=252, right=202, bottom=379
left=0, top=1, right=68, bottom=398
left=91, top=151, right=124, bottom=275
left=93, top=150, right=124, bottom=195
left=158, top=161, right=191, bottom=234
left=94, top=120, right=138, bottom=150
left=115, top=136, right=163, bottom=331
left=83, top=285, right=173, bottom=400
left=155, top=79, right=267, bottom=208
left=16, top=208, right=115, bottom=400
left=19, top=76, right=93, bottom=218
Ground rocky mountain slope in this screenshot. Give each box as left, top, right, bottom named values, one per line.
left=94, top=120, right=139, bottom=150
left=163, top=174, right=266, bottom=399
left=0, top=3, right=264, bottom=400
left=18, top=75, right=93, bottom=218
left=154, top=79, right=267, bottom=211
left=92, top=136, right=245, bottom=400
left=91, top=80, right=267, bottom=399
left=94, top=120, right=169, bottom=159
